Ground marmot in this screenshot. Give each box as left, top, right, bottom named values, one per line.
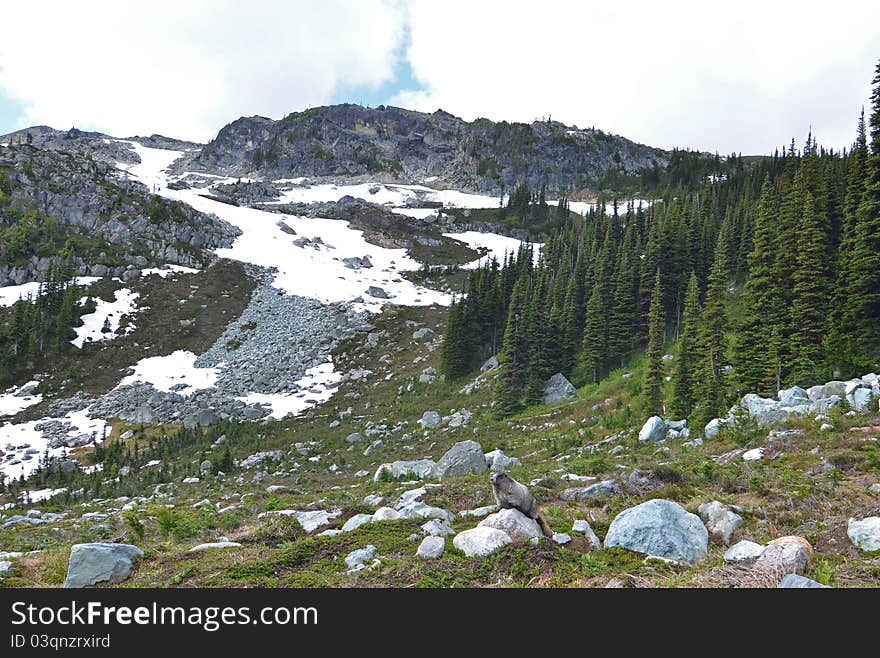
left=490, top=471, right=554, bottom=538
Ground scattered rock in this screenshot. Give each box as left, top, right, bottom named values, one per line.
left=420, top=519, right=454, bottom=537
left=847, top=517, right=880, bottom=552
left=63, top=543, right=144, bottom=588
left=372, top=507, right=403, bottom=521
left=560, top=480, right=621, bottom=501
left=341, top=514, right=374, bottom=532
left=572, top=520, right=602, bottom=550
left=188, top=541, right=241, bottom=552
left=430, top=440, right=487, bottom=479
left=723, top=540, right=766, bottom=564
left=604, top=499, right=708, bottom=564
left=345, top=545, right=377, bottom=571
left=542, top=373, right=577, bottom=404
left=452, top=527, right=512, bottom=557
left=480, top=356, right=498, bottom=372
left=753, top=536, right=812, bottom=575
left=257, top=509, right=340, bottom=533
left=478, top=508, right=543, bottom=543
left=416, top=536, right=445, bottom=559
left=373, top=459, right=435, bottom=482
left=412, top=328, right=436, bottom=341
left=420, top=411, right=442, bottom=429
left=552, top=533, right=572, bottom=545
left=778, top=574, right=830, bottom=588
left=638, top=416, right=668, bottom=443
left=698, top=501, right=743, bottom=546
left=345, top=432, right=364, bottom=443
left=366, top=286, right=391, bottom=299
left=484, top=449, right=522, bottom=472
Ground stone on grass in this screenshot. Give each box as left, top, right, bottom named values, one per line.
left=723, top=540, right=766, bottom=564
left=341, top=514, right=374, bottom=532
left=416, top=536, right=445, bottom=559
left=345, top=545, right=377, bottom=571
left=559, top=480, right=621, bottom=502
left=63, top=543, right=144, bottom=588
left=420, top=519, right=454, bottom=537
left=552, top=533, right=572, bottom=545
left=373, top=460, right=435, bottom=482
left=604, top=499, right=708, bottom=564
left=778, top=574, right=830, bottom=588
left=847, top=517, right=880, bottom=552
left=188, top=541, right=241, bottom=552
left=753, top=536, right=811, bottom=575
left=484, top=449, right=522, bottom=472
left=257, top=509, right=340, bottom=533
left=372, top=507, right=403, bottom=521
left=429, top=440, right=487, bottom=479
left=542, top=373, right=577, bottom=404
left=638, top=416, right=668, bottom=443
left=478, top=508, right=543, bottom=543
left=572, top=520, right=602, bottom=550
left=452, top=527, right=512, bottom=557
left=420, top=411, right=442, bottom=429
left=698, top=501, right=744, bottom=546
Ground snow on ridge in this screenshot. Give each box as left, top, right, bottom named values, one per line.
left=72, top=288, right=140, bottom=349
left=140, top=264, right=201, bottom=278
left=0, top=277, right=101, bottom=309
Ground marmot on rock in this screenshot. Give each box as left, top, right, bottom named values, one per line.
left=490, top=471, right=554, bottom=538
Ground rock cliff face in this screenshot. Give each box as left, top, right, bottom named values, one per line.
left=182, top=104, right=668, bottom=194
left=0, top=138, right=239, bottom=285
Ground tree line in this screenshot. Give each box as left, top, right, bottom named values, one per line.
left=441, top=59, right=880, bottom=427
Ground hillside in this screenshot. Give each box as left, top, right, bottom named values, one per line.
left=179, top=104, right=670, bottom=195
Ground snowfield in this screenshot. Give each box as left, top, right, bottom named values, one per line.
left=118, top=350, right=220, bottom=395
left=0, top=382, right=43, bottom=418
left=0, top=277, right=101, bottom=309
left=72, top=288, right=140, bottom=349
left=443, top=231, right=540, bottom=269
left=236, top=360, right=342, bottom=420
left=0, top=409, right=107, bottom=481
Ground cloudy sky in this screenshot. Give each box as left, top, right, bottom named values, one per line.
left=0, top=1, right=877, bottom=154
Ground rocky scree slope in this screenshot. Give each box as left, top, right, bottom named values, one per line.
left=179, top=104, right=669, bottom=194
left=0, top=136, right=239, bottom=285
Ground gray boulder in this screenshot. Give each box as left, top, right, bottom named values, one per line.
left=366, top=286, right=391, bottom=299
left=430, top=440, right=487, bottom=479
left=188, top=541, right=241, bottom=552
left=572, top=520, right=602, bottom=550
left=807, top=381, right=847, bottom=401
left=452, top=527, right=512, bottom=557
left=480, top=355, right=499, bottom=372
left=753, top=537, right=811, bottom=575
left=778, top=574, right=830, bottom=588
left=542, top=373, right=577, bottom=404
left=197, top=408, right=219, bottom=426
left=373, top=459, right=435, bottom=482
left=478, top=508, right=543, bottom=542
left=63, top=543, right=144, bottom=588
left=0, top=560, right=14, bottom=577
left=604, top=499, right=708, bottom=564
left=417, top=536, right=445, bottom=559
left=638, top=416, right=668, bottom=443
left=778, top=386, right=809, bottom=406
left=704, top=418, right=725, bottom=439
left=849, top=388, right=875, bottom=412
left=420, top=519, right=454, bottom=537
left=813, top=396, right=842, bottom=413
left=412, top=328, right=436, bottom=341
left=345, top=545, right=377, bottom=570
left=560, top=480, right=621, bottom=502
left=420, top=411, right=442, bottom=429
left=698, top=501, right=743, bottom=546
left=345, top=432, right=365, bottom=443
left=484, top=449, right=522, bottom=472
left=847, top=516, right=880, bottom=551
left=341, top=514, right=374, bottom=533
left=723, top=540, right=766, bottom=564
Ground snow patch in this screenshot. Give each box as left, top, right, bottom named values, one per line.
left=0, top=277, right=100, bottom=309
left=443, top=231, right=540, bottom=269
left=235, top=361, right=342, bottom=419
left=0, top=382, right=42, bottom=418
left=72, top=288, right=139, bottom=348
left=140, top=264, right=201, bottom=278
left=118, top=350, right=220, bottom=395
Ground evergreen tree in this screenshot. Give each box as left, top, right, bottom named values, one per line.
left=642, top=270, right=666, bottom=415
left=494, top=269, right=531, bottom=417
left=789, top=192, right=829, bottom=384
left=670, top=272, right=700, bottom=418
left=693, top=234, right=730, bottom=428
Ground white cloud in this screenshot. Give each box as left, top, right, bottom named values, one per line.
left=393, top=0, right=880, bottom=154
left=0, top=1, right=877, bottom=153
left=0, top=0, right=406, bottom=141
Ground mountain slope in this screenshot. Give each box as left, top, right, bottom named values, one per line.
left=182, top=104, right=669, bottom=194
